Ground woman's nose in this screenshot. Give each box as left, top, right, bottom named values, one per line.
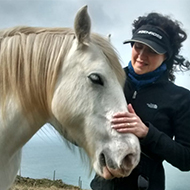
left=138, top=48, right=147, bottom=57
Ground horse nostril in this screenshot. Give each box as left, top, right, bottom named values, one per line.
left=99, top=153, right=106, bottom=166
left=121, top=153, right=134, bottom=169
left=99, top=151, right=117, bottom=170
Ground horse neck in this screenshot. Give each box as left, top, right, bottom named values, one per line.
left=0, top=98, right=46, bottom=160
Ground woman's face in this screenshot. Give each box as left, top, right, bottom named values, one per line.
left=131, top=42, right=166, bottom=75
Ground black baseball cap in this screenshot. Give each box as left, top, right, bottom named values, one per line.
left=123, top=25, right=172, bottom=59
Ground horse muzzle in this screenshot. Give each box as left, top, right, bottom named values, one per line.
left=99, top=150, right=139, bottom=179
left=94, top=134, right=140, bottom=179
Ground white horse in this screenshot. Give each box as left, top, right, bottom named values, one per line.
left=0, top=6, right=140, bottom=190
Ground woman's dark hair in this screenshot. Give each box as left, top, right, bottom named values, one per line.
left=132, top=12, right=190, bottom=82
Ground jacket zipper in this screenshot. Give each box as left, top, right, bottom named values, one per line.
left=132, top=91, right=137, bottom=99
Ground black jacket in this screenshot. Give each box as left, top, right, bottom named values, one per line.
left=91, top=67, right=190, bottom=190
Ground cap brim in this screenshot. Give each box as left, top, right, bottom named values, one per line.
left=123, top=39, right=166, bottom=55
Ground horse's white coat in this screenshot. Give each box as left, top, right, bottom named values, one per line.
left=0, top=98, right=43, bottom=190
left=0, top=6, right=140, bottom=190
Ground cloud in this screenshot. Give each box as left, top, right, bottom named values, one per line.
left=0, top=0, right=189, bottom=89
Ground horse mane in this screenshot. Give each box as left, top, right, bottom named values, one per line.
left=0, top=26, right=125, bottom=120
left=90, top=33, right=125, bottom=85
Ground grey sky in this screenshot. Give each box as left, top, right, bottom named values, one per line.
left=0, top=0, right=189, bottom=88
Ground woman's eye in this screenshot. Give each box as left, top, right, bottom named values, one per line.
left=88, top=73, right=104, bottom=86
left=134, top=43, right=157, bottom=55
left=148, top=49, right=157, bottom=54
left=134, top=43, right=143, bottom=49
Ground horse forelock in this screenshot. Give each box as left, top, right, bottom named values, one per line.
left=0, top=26, right=75, bottom=120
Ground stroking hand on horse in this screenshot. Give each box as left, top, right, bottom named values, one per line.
left=111, top=104, right=149, bottom=139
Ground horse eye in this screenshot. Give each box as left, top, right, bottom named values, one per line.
left=88, top=73, right=104, bottom=86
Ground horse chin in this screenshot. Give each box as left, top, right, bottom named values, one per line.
left=102, top=166, right=132, bottom=180
left=102, top=166, right=114, bottom=179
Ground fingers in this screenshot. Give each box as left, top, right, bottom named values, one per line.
left=111, top=122, right=135, bottom=130
left=111, top=117, right=135, bottom=125
left=112, top=104, right=135, bottom=118
left=113, top=126, right=136, bottom=133
left=112, top=111, right=129, bottom=118
left=111, top=107, right=136, bottom=125
left=112, top=122, right=130, bottom=128
left=112, top=122, right=137, bottom=133
left=128, top=104, right=135, bottom=114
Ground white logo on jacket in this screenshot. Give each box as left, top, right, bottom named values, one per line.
left=147, top=103, right=158, bottom=109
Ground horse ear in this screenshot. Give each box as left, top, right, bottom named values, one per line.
left=74, top=5, right=91, bottom=45
left=107, top=34, right=111, bottom=42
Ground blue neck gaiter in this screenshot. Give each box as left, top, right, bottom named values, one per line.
left=128, top=61, right=167, bottom=90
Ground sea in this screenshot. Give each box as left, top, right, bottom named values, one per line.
left=19, top=125, right=190, bottom=190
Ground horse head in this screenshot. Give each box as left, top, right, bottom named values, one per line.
left=51, top=6, right=140, bottom=179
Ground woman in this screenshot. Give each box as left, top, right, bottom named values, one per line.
left=90, top=12, right=190, bottom=190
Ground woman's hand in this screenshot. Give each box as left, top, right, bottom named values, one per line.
left=111, top=104, right=149, bottom=138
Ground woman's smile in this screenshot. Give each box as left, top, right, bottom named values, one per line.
left=136, top=60, right=148, bottom=67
